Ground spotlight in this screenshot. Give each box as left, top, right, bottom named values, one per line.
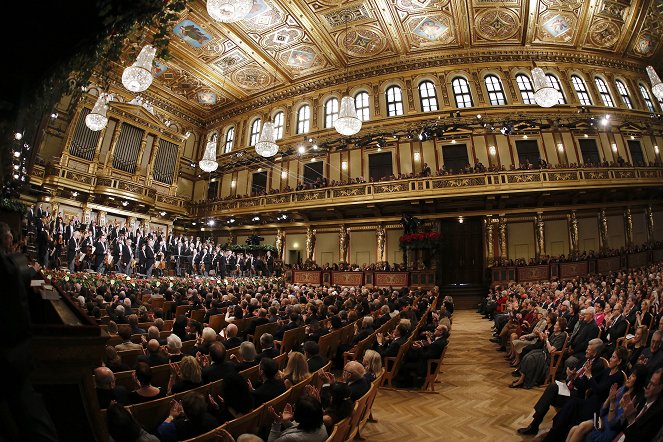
left=192, top=222, right=197, bottom=226
left=122, top=200, right=129, bottom=206
left=500, top=124, right=513, bottom=135
left=160, top=211, right=166, bottom=216
left=13, top=173, right=19, bottom=180
left=190, top=162, right=196, bottom=167
left=208, top=220, right=215, bottom=226
left=13, top=151, right=20, bottom=158
left=229, top=218, right=235, bottom=223
left=476, top=114, right=482, bottom=120
left=307, top=137, right=314, bottom=143
left=451, top=139, right=457, bottom=144
left=185, top=131, right=192, bottom=139
left=50, top=112, right=58, bottom=119
left=14, top=132, right=22, bottom=140
left=298, top=145, right=306, bottom=154
left=252, top=216, right=260, bottom=222
left=601, top=118, right=609, bottom=126
left=312, top=144, right=319, bottom=150
left=376, top=138, right=386, bottom=149
left=72, top=191, right=79, bottom=197
left=458, top=217, right=464, bottom=224
left=13, top=164, right=20, bottom=170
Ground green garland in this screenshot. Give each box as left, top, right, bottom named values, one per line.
left=0, top=198, right=27, bottom=215
left=229, top=244, right=278, bottom=253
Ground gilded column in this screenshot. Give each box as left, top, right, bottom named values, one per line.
left=127, top=216, right=136, bottom=234
left=171, top=139, right=186, bottom=195
left=275, top=229, right=285, bottom=261
left=498, top=217, right=508, bottom=263
left=51, top=202, right=60, bottom=219
left=376, top=225, right=386, bottom=263
left=535, top=213, right=545, bottom=258
left=305, top=226, right=316, bottom=262
left=98, top=210, right=107, bottom=227
left=339, top=225, right=349, bottom=263
left=142, top=219, right=150, bottom=234
left=103, top=120, right=123, bottom=173
left=134, top=132, right=150, bottom=182
left=568, top=210, right=579, bottom=254
left=485, top=217, right=494, bottom=267
left=83, top=205, right=92, bottom=226
left=228, top=231, right=236, bottom=245
left=646, top=205, right=655, bottom=243
left=598, top=209, right=608, bottom=251
left=60, top=105, right=84, bottom=166
left=624, top=207, right=633, bottom=248
left=146, top=135, right=160, bottom=186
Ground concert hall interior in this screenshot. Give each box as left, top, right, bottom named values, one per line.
left=1, top=0, right=663, bottom=441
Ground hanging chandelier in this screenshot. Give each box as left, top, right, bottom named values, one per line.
left=531, top=67, right=558, bottom=108
left=122, top=44, right=157, bottom=93
left=255, top=121, right=279, bottom=158
left=207, top=0, right=253, bottom=23
left=646, top=66, right=663, bottom=101
left=199, top=134, right=219, bottom=172
left=85, top=93, right=110, bottom=131
left=334, top=96, right=362, bottom=136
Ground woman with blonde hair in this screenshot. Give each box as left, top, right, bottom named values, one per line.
left=168, top=355, right=203, bottom=394
left=362, top=349, right=383, bottom=383
left=283, top=351, right=310, bottom=388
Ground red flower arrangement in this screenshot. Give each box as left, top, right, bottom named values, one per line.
left=399, top=231, right=441, bottom=249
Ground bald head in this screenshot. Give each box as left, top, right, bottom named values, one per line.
left=94, top=366, right=115, bottom=389
left=226, top=323, right=238, bottom=337
left=344, top=361, right=365, bottom=381
left=147, top=339, right=160, bottom=353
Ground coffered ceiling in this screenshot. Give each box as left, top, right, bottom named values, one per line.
left=138, top=0, right=662, bottom=118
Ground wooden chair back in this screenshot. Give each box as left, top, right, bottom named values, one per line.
left=251, top=322, right=278, bottom=349
left=190, top=309, right=205, bottom=323
left=118, top=348, right=144, bottom=368
left=279, top=326, right=306, bottom=354
left=224, top=405, right=263, bottom=439
left=257, top=389, right=291, bottom=434
left=318, top=329, right=341, bottom=362
left=380, top=338, right=413, bottom=388
left=422, top=344, right=449, bottom=392
left=208, top=314, right=226, bottom=333
left=150, top=298, right=165, bottom=311
left=545, top=334, right=570, bottom=385
left=175, top=305, right=192, bottom=317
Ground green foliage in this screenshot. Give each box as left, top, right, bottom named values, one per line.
left=0, top=198, right=27, bottom=215
left=228, top=244, right=278, bottom=253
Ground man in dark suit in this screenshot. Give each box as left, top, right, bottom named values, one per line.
left=304, top=341, right=327, bottom=373
left=343, top=361, right=370, bottom=401
left=352, top=316, right=375, bottom=345
left=93, top=234, right=107, bottom=273
left=257, top=334, right=280, bottom=360
left=245, top=308, right=269, bottom=339
left=611, top=367, right=663, bottom=441
left=266, top=250, right=274, bottom=276
left=221, top=324, right=242, bottom=349
left=397, top=324, right=449, bottom=387
left=566, top=307, right=600, bottom=366
left=94, top=367, right=128, bottom=408
left=201, top=342, right=238, bottom=384
left=518, top=338, right=605, bottom=436
left=136, top=339, right=169, bottom=367
left=374, top=305, right=392, bottom=328
left=67, top=230, right=81, bottom=272
left=377, top=323, right=409, bottom=358
left=275, top=314, right=300, bottom=340
left=601, top=304, right=628, bottom=356
left=174, top=241, right=185, bottom=276
left=251, top=357, right=287, bottom=406
left=120, top=238, right=133, bottom=276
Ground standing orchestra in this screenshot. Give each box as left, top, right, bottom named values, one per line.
left=27, top=204, right=277, bottom=278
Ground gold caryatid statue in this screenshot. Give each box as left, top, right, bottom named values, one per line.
left=305, top=227, right=316, bottom=261
left=339, top=225, right=349, bottom=263
left=376, top=225, right=386, bottom=263
left=275, top=229, right=285, bottom=261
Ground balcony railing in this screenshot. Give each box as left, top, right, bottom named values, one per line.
left=191, top=166, right=663, bottom=217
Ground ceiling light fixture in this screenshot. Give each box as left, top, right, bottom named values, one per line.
left=488, top=145, right=497, bottom=156
left=122, top=44, right=156, bottom=93
left=199, top=133, right=219, bottom=172
left=334, top=17, right=362, bottom=136
left=531, top=67, right=558, bottom=108
left=207, top=0, right=253, bottom=23
left=85, top=92, right=111, bottom=131
left=298, top=145, right=306, bottom=155
left=255, top=121, right=279, bottom=157
left=646, top=66, right=663, bottom=101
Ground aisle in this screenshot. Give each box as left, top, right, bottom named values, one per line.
left=360, top=310, right=554, bottom=441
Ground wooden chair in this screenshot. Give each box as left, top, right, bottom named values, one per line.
left=130, top=333, right=145, bottom=344
left=160, top=330, right=172, bottom=339
left=190, top=309, right=205, bottom=323
left=380, top=339, right=412, bottom=388
left=181, top=340, right=196, bottom=355
left=318, top=329, right=341, bottom=362
left=117, top=348, right=144, bottom=368
left=208, top=314, right=226, bottom=333
left=224, top=405, right=264, bottom=439
left=138, top=322, right=155, bottom=331
left=421, top=345, right=448, bottom=392
left=346, top=389, right=371, bottom=440
left=325, top=416, right=351, bottom=442
left=150, top=298, right=165, bottom=311
left=257, top=389, right=291, bottom=436
left=249, top=322, right=278, bottom=350
left=289, top=375, right=313, bottom=402
left=175, top=305, right=192, bottom=317
left=545, top=334, right=570, bottom=385
left=163, top=301, right=176, bottom=318
left=163, top=319, right=174, bottom=331
left=181, top=423, right=228, bottom=442
left=357, top=380, right=381, bottom=438
left=276, top=326, right=306, bottom=354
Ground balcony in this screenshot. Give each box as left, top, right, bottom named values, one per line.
left=191, top=167, right=663, bottom=219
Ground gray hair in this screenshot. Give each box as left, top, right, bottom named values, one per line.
left=588, top=338, right=603, bottom=348
left=240, top=341, right=257, bottom=361
left=167, top=333, right=182, bottom=353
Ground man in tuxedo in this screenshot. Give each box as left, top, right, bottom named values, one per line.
left=94, top=234, right=107, bottom=273
left=121, top=238, right=134, bottom=276
left=304, top=341, right=327, bottom=373
left=174, top=241, right=185, bottom=276
left=601, top=303, right=628, bottom=356
left=144, top=239, right=155, bottom=277
left=257, top=334, right=280, bottom=360
left=397, top=324, right=449, bottom=388
left=245, top=308, right=269, bottom=339
left=251, top=357, right=286, bottom=406
left=374, top=305, right=392, bottom=328
left=518, top=338, right=604, bottom=436
left=565, top=307, right=600, bottom=367
left=352, top=316, right=375, bottom=345
left=266, top=250, right=274, bottom=276
left=222, top=324, right=242, bottom=349
left=36, top=226, right=49, bottom=268
left=201, top=342, right=238, bottom=384
left=377, top=323, right=409, bottom=358
left=611, top=367, right=663, bottom=441
left=67, top=231, right=81, bottom=272
left=343, top=361, right=370, bottom=401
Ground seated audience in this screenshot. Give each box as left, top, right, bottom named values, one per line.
left=127, top=362, right=166, bottom=404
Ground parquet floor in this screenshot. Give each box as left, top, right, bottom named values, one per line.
left=361, top=310, right=554, bottom=441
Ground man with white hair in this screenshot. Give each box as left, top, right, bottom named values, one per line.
left=94, top=366, right=128, bottom=409
left=566, top=306, right=599, bottom=365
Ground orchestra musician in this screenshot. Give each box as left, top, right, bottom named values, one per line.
left=67, top=231, right=81, bottom=272
left=174, top=241, right=185, bottom=277
left=266, top=250, right=274, bottom=276
left=121, top=238, right=134, bottom=276
left=145, top=239, right=156, bottom=277
left=94, top=234, right=107, bottom=273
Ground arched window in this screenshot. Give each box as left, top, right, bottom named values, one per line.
left=354, top=91, right=370, bottom=121
left=296, top=105, right=310, bottom=134
left=516, top=74, right=535, bottom=104
left=546, top=74, right=566, bottom=104
left=273, top=111, right=284, bottom=140
left=324, top=97, right=339, bottom=128
left=639, top=84, right=656, bottom=112
left=594, top=77, right=614, bottom=107
left=615, top=80, right=633, bottom=109
left=223, top=127, right=234, bottom=153
left=386, top=85, right=404, bottom=116
left=571, top=75, right=592, bottom=106
left=484, top=75, right=506, bottom=106
left=418, top=80, right=439, bottom=112
left=451, top=77, right=473, bottom=108
left=249, top=118, right=261, bottom=146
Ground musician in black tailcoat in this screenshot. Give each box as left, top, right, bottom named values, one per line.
left=145, top=239, right=156, bottom=277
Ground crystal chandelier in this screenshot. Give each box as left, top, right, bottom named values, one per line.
left=85, top=93, right=110, bottom=131
left=199, top=134, right=219, bottom=172
left=255, top=121, right=279, bottom=158
left=207, top=0, right=253, bottom=23
left=334, top=96, right=362, bottom=136
left=531, top=67, right=558, bottom=108
left=122, top=45, right=157, bottom=93
left=646, top=66, right=663, bottom=101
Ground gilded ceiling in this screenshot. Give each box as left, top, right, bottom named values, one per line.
left=138, top=0, right=662, bottom=117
